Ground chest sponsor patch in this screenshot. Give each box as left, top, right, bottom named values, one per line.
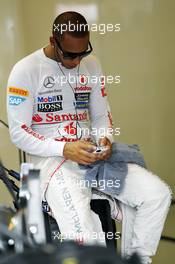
left=74, top=86, right=92, bottom=92
left=74, top=93, right=90, bottom=101
left=8, top=87, right=29, bottom=97
left=38, top=89, right=62, bottom=95
left=9, top=96, right=26, bottom=105
left=37, top=102, right=63, bottom=112
left=32, top=114, right=43, bottom=122
left=74, top=101, right=89, bottom=109
left=74, top=93, right=90, bottom=109
left=37, top=95, right=63, bottom=103
left=57, top=121, right=82, bottom=140
left=79, top=75, right=88, bottom=86
left=43, top=76, right=55, bottom=88
left=32, top=111, right=88, bottom=124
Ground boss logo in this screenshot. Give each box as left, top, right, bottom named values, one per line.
left=37, top=102, right=63, bottom=112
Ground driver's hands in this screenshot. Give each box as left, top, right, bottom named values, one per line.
left=97, top=137, right=112, bottom=160
left=63, top=140, right=99, bottom=165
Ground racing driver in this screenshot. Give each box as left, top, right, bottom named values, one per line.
left=7, top=11, right=171, bottom=264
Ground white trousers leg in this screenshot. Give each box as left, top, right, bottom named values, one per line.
left=44, top=159, right=105, bottom=246
left=116, top=164, right=172, bottom=264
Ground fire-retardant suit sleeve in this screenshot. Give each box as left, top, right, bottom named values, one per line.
left=6, top=64, right=66, bottom=157
left=88, top=58, right=114, bottom=144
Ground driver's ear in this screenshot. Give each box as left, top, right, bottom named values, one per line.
left=50, top=36, right=55, bottom=47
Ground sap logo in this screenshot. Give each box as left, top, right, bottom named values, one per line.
left=37, top=95, right=63, bottom=103
left=9, top=96, right=26, bottom=105
left=37, top=102, right=63, bottom=112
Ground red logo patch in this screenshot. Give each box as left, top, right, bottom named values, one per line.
left=100, top=77, right=107, bottom=97
left=79, top=75, right=88, bottom=86
left=32, top=114, right=43, bottom=123
left=64, top=122, right=77, bottom=135
left=21, top=124, right=45, bottom=141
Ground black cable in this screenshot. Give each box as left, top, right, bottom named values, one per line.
left=22, top=152, right=26, bottom=163
left=171, top=198, right=175, bottom=205
left=2, top=165, right=20, bottom=181
left=161, top=235, right=175, bottom=243
left=0, top=119, right=9, bottom=128
left=0, top=161, right=19, bottom=209
left=19, top=150, right=22, bottom=166
left=9, top=179, right=19, bottom=193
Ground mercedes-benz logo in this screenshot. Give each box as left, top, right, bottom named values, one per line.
left=43, top=76, right=55, bottom=88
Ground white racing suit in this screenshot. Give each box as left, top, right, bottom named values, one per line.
left=29, top=155, right=171, bottom=264
left=7, top=48, right=171, bottom=263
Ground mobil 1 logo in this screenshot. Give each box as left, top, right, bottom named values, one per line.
left=37, top=95, right=63, bottom=112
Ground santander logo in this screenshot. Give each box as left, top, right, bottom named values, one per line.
left=32, top=112, right=88, bottom=126
left=32, top=114, right=43, bottom=122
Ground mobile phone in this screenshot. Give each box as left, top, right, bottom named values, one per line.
left=93, top=146, right=108, bottom=153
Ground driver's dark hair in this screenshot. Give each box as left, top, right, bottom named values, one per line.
left=52, top=11, right=89, bottom=40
